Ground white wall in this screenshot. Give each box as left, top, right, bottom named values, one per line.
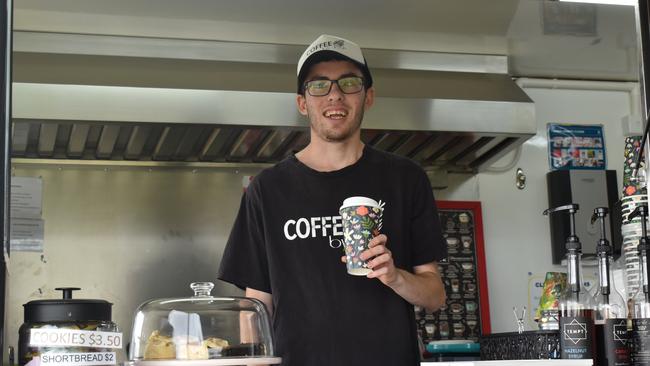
left=469, top=79, right=636, bottom=332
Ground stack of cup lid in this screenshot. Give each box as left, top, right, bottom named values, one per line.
left=621, top=194, right=648, bottom=298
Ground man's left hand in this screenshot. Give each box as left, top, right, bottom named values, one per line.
left=359, top=234, right=400, bottom=285
left=341, top=234, right=446, bottom=311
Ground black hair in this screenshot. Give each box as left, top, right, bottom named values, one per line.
left=297, top=50, right=373, bottom=95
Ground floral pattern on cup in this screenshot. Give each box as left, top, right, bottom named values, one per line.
left=339, top=197, right=384, bottom=276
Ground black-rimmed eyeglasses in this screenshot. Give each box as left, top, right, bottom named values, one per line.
left=303, top=76, right=365, bottom=97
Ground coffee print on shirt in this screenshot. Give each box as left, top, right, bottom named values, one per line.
left=281, top=199, right=385, bottom=254
left=283, top=215, right=345, bottom=248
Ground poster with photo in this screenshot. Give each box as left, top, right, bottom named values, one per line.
left=547, top=123, right=606, bottom=170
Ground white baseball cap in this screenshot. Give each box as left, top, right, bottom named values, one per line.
left=296, top=34, right=373, bottom=93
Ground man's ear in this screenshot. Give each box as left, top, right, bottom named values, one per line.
left=364, top=87, right=375, bottom=109
left=296, top=94, right=308, bottom=116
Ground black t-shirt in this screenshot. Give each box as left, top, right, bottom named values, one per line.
left=218, top=145, right=446, bottom=366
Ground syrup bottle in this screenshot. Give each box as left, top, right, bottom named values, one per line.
left=544, top=204, right=596, bottom=361
left=592, top=207, right=630, bottom=366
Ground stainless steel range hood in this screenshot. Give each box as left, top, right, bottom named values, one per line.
left=11, top=32, right=535, bottom=173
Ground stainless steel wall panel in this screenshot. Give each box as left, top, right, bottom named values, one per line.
left=7, top=163, right=264, bottom=363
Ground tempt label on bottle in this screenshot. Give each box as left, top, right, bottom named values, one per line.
left=599, top=319, right=630, bottom=366
left=631, top=318, right=650, bottom=365
left=561, top=316, right=594, bottom=359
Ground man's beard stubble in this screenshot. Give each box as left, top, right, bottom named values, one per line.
left=308, top=107, right=365, bottom=143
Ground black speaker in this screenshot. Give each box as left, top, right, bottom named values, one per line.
left=546, top=170, right=621, bottom=264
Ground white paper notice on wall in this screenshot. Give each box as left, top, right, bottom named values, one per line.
left=10, top=176, right=44, bottom=252
left=11, top=176, right=43, bottom=218
left=11, top=218, right=44, bottom=252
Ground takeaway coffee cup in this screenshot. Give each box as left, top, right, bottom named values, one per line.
left=339, top=196, right=384, bottom=276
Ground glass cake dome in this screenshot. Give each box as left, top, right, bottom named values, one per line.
left=128, top=282, right=280, bottom=366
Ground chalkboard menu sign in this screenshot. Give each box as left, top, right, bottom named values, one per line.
left=415, top=200, right=491, bottom=343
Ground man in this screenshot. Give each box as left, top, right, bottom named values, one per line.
left=218, top=34, right=446, bottom=366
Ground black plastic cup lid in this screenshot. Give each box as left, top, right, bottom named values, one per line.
left=23, top=287, right=112, bottom=323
